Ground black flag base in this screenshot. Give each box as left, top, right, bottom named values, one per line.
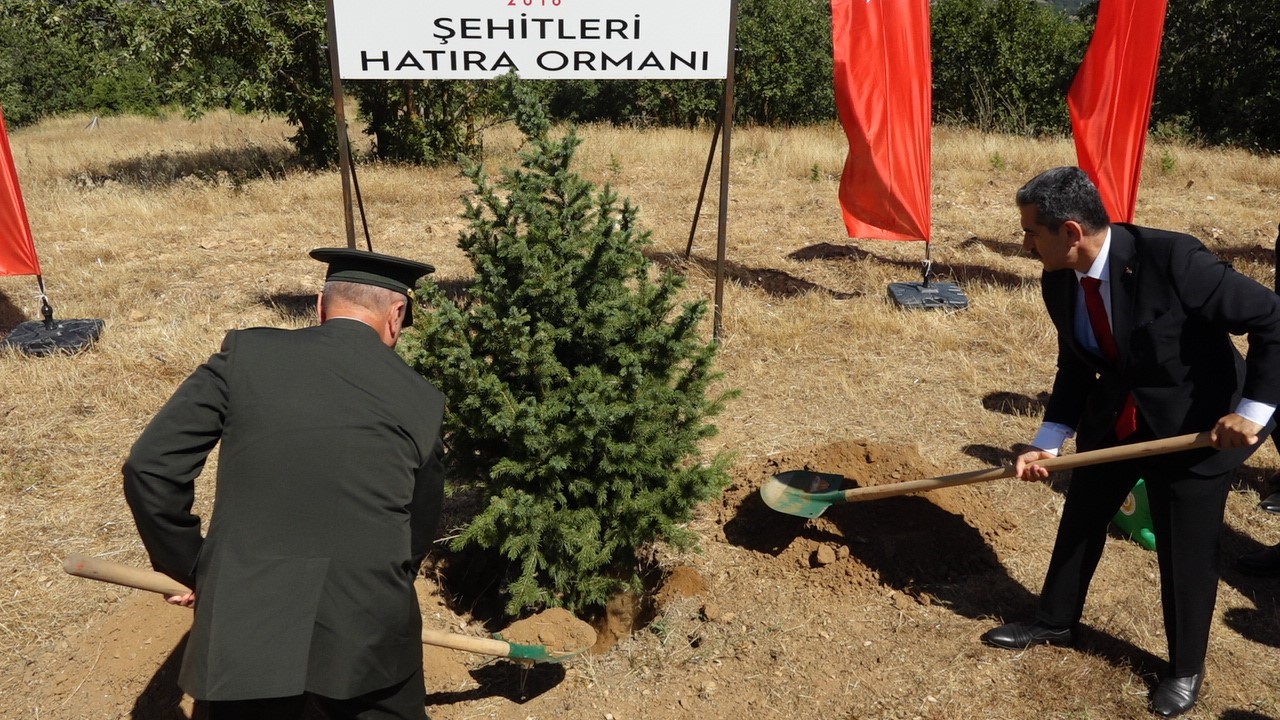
left=887, top=254, right=970, bottom=311
left=887, top=280, right=970, bottom=311
left=1, top=318, right=105, bottom=356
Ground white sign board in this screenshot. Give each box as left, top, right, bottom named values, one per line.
left=332, top=0, right=733, bottom=80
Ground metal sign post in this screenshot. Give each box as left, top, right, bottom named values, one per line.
left=712, top=0, right=740, bottom=340
left=324, top=0, right=358, bottom=249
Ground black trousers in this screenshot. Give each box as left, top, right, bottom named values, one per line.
left=202, top=671, right=427, bottom=720
left=1033, top=452, right=1231, bottom=677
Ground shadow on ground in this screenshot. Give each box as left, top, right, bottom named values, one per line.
left=650, top=251, right=861, bottom=300
left=722, top=475, right=1168, bottom=677
left=73, top=145, right=298, bottom=190
left=131, top=633, right=189, bottom=720
left=785, top=241, right=1035, bottom=291
left=0, top=291, right=27, bottom=334
left=426, top=663, right=567, bottom=706
left=982, top=390, right=1050, bottom=418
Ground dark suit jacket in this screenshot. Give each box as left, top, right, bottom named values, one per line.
left=123, top=319, right=446, bottom=701
left=1041, top=224, right=1280, bottom=474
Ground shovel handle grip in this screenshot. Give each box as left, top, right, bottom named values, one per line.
left=843, top=431, right=1214, bottom=503
left=64, top=553, right=190, bottom=596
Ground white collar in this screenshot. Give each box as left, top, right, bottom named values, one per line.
left=1074, top=226, right=1112, bottom=283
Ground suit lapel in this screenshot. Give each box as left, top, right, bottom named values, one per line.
left=1108, top=225, right=1138, bottom=365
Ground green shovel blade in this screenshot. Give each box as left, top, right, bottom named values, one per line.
left=759, top=470, right=854, bottom=519
left=492, top=633, right=587, bottom=663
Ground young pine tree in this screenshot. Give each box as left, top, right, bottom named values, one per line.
left=401, top=90, right=734, bottom=615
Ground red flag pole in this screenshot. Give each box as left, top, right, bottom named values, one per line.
left=832, top=0, right=965, bottom=310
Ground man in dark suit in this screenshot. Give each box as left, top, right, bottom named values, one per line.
left=124, top=247, right=445, bottom=719
left=980, top=167, right=1280, bottom=718
left=1237, top=222, right=1280, bottom=575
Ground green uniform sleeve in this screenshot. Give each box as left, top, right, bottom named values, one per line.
left=122, top=332, right=233, bottom=588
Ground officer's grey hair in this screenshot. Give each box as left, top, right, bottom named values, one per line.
left=322, top=280, right=404, bottom=314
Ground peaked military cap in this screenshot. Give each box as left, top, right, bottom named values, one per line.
left=310, top=247, right=435, bottom=326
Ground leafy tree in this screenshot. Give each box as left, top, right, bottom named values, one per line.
left=0, top=0, right=155, bottom=127
left=402, top=83, right=735, bottom=614
left=132, top=1, right=508, bottom=166
left=545, top=77, right=723, bottom=128
left=931, top=0, right=1091, bottom=135
left=1156, top=0, right=1280, bottom=152
left=735, top=0, right=834, bottom=125
left=347, top=80, right=502, bottom=165
left=130, top=0, right=337, bottom=165
left=543, top=0, right=834, bottom=127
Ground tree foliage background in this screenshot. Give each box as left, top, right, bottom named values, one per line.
left=1, top=0, right=1275, bottom=155
left=1155, top=0, right=1280, bottom=151
left=931, top=0, right=1091, bottom=135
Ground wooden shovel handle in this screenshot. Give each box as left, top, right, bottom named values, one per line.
left=843, top=431, right=1214, bottom=503
left=64, top=553, right=190, bottom=596
left=62, top=554, right=539, bottom=659
left=420, top=629, right=515, bottom=657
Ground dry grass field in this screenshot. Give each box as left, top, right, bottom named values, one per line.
left=1, top=111, right=1279, bottom=719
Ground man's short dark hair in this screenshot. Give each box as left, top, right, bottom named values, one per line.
left=1015, top=166, right=1111, bottom=233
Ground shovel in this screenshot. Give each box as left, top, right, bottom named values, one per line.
left=62, top=554, right=589, bottom=664
left=760, top=431, right=1213, bottom=518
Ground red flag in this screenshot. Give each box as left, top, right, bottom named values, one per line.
left=0, top=105, right=41, bottom=277
left=832, top=0, right=932, bottom=242
left=1068, top=0, right=1167, bottom=223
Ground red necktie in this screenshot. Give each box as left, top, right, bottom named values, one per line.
left=1080, top=276, right=1138, bottom=439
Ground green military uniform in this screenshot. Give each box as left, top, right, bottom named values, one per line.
left=124, top=250, right=444, bottom=706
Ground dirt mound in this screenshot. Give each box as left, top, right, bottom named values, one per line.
left=722, top=438, right=1010, bottom=592
left=500, top=607, right=596, bottom=654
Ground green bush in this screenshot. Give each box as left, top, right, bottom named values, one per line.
left=402, top=86, right=735, bottom=614
left=735, top=0, right=834, bottom=125
left=1156, top=0, right=1280, bottom=153
left=932, top=0, right=1090, bottom=135
left=0, top=2, right=95, bottom=126
left=349, top=80, right=502, bottom=165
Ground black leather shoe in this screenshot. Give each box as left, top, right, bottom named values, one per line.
left=1260, top=490, right=1280, bottom=513
left=1150, top=672, right=1202, bottom=717
left=1237, top=544, right=1280, bottom=577
left=980, top=621, right=1074, bottom=650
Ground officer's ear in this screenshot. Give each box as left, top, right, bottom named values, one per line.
left=383, top=299, right=407, bottom=347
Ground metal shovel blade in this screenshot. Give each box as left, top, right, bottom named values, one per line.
left=759, top=470, right=852, bottom=519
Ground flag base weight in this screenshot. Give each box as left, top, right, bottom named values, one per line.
left=887, top=281, right=969, bottom=311
left=1, top=318, right=105, bottom=356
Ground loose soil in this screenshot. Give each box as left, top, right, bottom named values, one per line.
left=499, top=608, right=596, bottom=655
left=8, top=437, right=1280, bottom=719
